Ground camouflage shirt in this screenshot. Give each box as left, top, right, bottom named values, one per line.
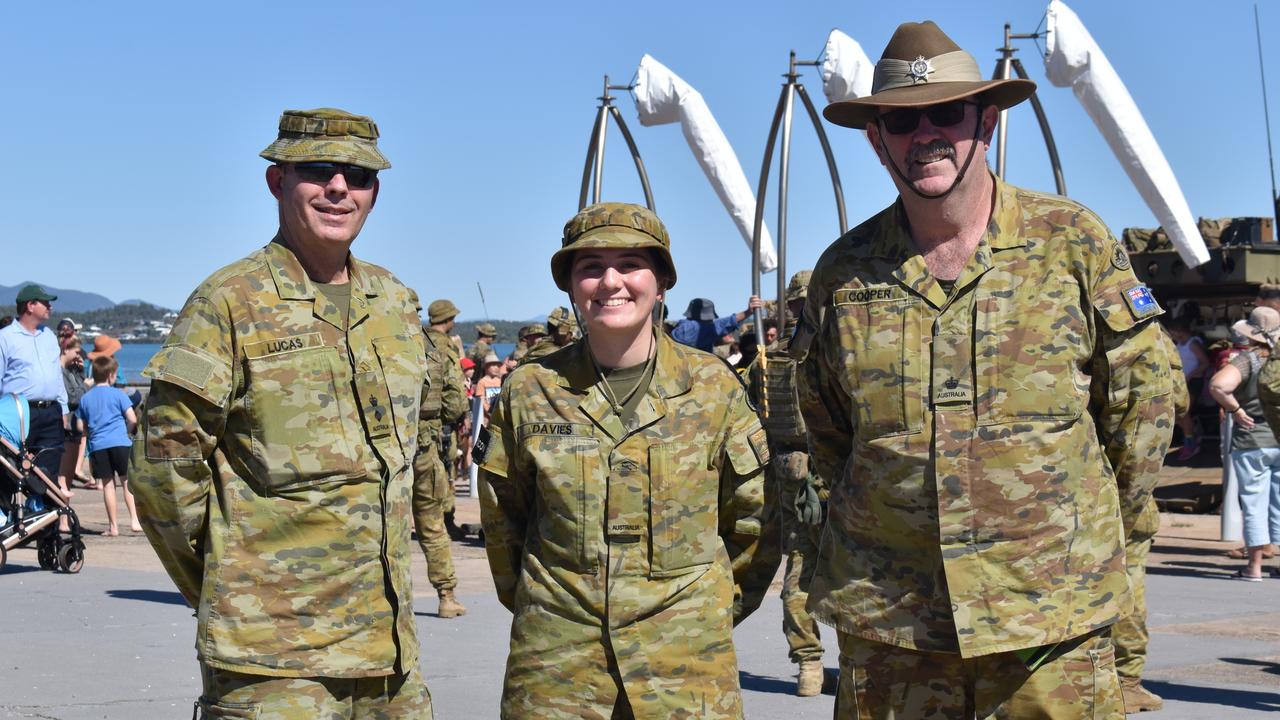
left=478, top=331, right=777, bottom=715
left=519, top=336, right=567, bottom=365
left=131, top=236, right=428, bottom=678
left=418, top=327, right=468, bottom=443
left=794, top=176, right=1174, bottom=658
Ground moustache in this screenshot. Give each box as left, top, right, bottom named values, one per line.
left=907, top=140, right=956, bottom=165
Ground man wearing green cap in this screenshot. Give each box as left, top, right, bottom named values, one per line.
left=794, top=21, right=1174, bottom=717
left=745, top=270, right=830, bottom=698
left=413, top=298, right=469, bottom=618
left=1, top=284, right=69, bottom=481
left=521, top=307, right=577, bottom=365
left=132, top=108, right=433, bottom=718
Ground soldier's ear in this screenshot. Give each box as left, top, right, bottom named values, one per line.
left=266, top=164, right=285, bottom=200
left=865, top=122, right=887, bottom=167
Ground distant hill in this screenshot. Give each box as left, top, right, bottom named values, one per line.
left=0, top=282, right=116, bottom=313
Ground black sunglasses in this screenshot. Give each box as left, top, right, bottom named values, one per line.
left=878, top=101, right=977, bottom=135
left=290, top=162, right=378, bottom=189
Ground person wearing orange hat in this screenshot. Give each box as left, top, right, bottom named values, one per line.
left=795, top=20, right=1174, bottom=717
left=87, top=334, right=122, bottom=361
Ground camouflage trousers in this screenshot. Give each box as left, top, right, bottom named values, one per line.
left=1115, top=500, right=1159, bottom=680
left=195, top=664, right=432, bottom=719
left=834, top=628, right=1123, bottom=719
left=411, top=444, right=457, bottom=592
left=776, top=450, right=823, bottom=664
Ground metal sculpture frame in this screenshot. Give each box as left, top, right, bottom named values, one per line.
left=751, top=52, right=849, bottom=341
left=993, top=23, right=1068, bottom=196
left=579, top=75, right=656, bottom=211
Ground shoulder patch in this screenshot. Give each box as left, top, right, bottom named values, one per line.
left=1111, top=244, right=1131, bottom=271
left=748, top=427, right=771, bottom=465
left=472, top=426, right=491, bottom=464
left=1123, top=284, right=1161, bottom=320
left=151, top=347, right=216, bottom=389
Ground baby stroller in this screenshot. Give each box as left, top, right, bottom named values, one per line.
left=0, top=393, right=85, bottom=573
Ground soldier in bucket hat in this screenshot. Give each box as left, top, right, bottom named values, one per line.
left=794, top=21, right=1175, bottom=717
left=132, top=108, right=434, bottom=718
left=477, top=202, right=778, bottom=717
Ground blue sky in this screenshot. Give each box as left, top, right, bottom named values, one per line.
left=2, top=1, right=1272, bottom=320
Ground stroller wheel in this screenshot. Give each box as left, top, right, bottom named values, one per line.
left=0, top=544, right=7, bottom=573
left=37, top=539, right=56, bottom=570
left=57, top=542, right=84, bottom=574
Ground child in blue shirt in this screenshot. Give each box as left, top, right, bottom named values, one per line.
left=75, top=356, right=139, bottom=536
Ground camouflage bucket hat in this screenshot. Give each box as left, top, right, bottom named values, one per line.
left=518, top=323, right=546, bottom=339
left=476, top=322, right=498, bottom=337
left=786, top=270, right=812, bottom=302
left=551, top=202, right=677, bottom=292
left=427, top=299, right=459, bottom=324
left=823, top=21, right=1036, bottom=129
left=547, top=306, right=578, bottom=334
left=260, top=108, right=391, bottom=171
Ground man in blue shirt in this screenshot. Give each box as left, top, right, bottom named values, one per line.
left=0, top=284, right=68, bottom=481
left=670, top=295, right=763, bottom=352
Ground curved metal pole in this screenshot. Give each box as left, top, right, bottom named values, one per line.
left=608, top=105, right=656, bottom=211
left=578, top=108, right=605, bottom=210
left=592, top=104, right=609, bottom=205
left=795, top=84, right=849, bottom=234
left=777, top=84, right=795, bottom=327
left=1011, top=58, right=1067, bottom=196
left=753, top=84, right=789, bottom=345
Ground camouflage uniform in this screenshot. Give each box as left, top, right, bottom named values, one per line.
left=522, top=307, right=578, bottom=365
left=132, top=108, right=432, bottom=719
left=795, top=175, right=1174, bottom=715
left=469, top=324, right=497, bottom=374
left=411, top=326, right=468, bottom=594
left=1112, top=329, right=1184, bottom=711
left=745, top=272, right=827, bottom=686
left=478, top=202, right=778, bottom=719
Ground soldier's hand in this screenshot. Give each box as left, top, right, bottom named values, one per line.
left=794, top=477, right=823, bottom=526
left=745, top=296, right=764, bottom=314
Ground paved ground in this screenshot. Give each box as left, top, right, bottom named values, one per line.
left=1, top=489, right=1277, bottom=718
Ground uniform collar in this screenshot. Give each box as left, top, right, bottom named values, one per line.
left=265, top=234, right=376, bottom=329
left=564, top=328, right=691, bottom=441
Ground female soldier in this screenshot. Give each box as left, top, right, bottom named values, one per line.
left=477, top=202, right=778, bottom=719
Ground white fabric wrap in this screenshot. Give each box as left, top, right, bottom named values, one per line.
left=821, top=29, right=874, bottom=103
left=634, top=53, right=777, bottom=272
left=1045, top=0, right=1208, bottom=267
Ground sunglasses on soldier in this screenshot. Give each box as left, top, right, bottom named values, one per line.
left=878, top=101, right=977, bottom=135
left=290, top=162, right=378, bottom=189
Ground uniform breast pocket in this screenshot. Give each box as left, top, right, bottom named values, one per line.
left=243, top=347, right=363, bottom=491
left=524, top=435, right=601, bottom=572
left=975, top=277, right=1089, bottom=424
left=649, top=442, right=718, bottom=576
left=834, top=298, right=924, bottom=439
left=373, top=334, right=427, bottom=449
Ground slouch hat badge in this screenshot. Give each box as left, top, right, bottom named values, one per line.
left=909, top=56, right=933, bottom=83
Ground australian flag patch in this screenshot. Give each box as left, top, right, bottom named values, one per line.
left=1124, top=284, right=1161, bottom=319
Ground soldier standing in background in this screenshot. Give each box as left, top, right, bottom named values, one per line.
left=511, top=323, right=547, bottom=364
left=521, top=306, right=577, bottom=365
left=797, top=22, right=1173, bottom=717
left=477, top=202, right=777, bottom=718
left=415, top=299, right=471, bottom=618
left=746, top=270, right=829, bottom=697
left=132, top=108, right=433, bottom=718
left=468, top=322, right=498, bottom=378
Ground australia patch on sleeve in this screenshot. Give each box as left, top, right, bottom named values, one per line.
left=1123, top=284, right=1161, bottom=319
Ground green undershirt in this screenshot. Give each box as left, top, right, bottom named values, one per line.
left=601, top=357, right=655, bottom=427
left=315, top=281, right=352, bottom=330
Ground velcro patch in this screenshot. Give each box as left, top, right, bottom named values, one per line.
left=833, top=285, right=907, bottom=305
left=517, top=422, right=593, bottom=440
left=1123, top=284, right=1161, bottom=320
left=748, top=427, right=771, bottom=465
left=472, top=426, right=491, bottom=464
left=157, top=347, right=215, bottom=390
left=243, top=332, right=325, bottom=359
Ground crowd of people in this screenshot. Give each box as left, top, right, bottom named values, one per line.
left=3, top=17, right=1278, bottom=720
